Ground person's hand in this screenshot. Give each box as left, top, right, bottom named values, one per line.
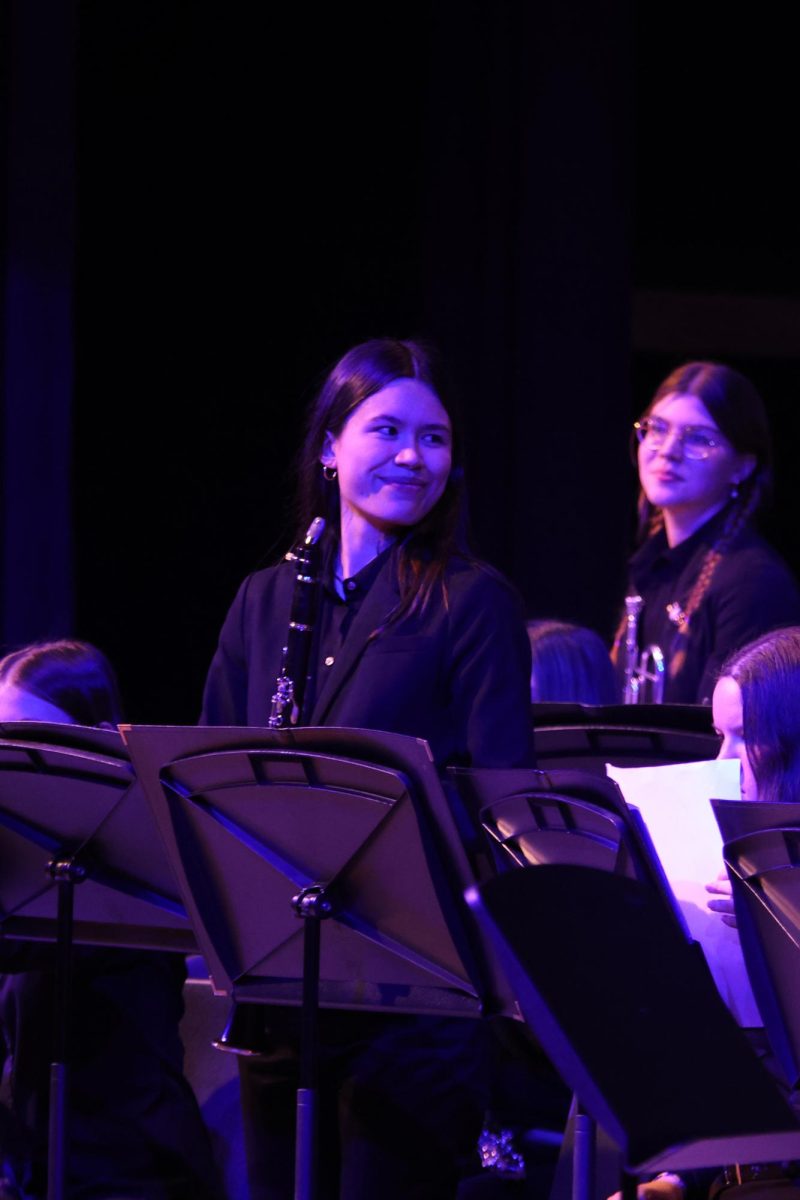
left=608, top=1173, right=684, bottom=1200
left=706, top=870, right=737, bottom=927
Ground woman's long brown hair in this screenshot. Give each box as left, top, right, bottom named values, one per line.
left=294, top=337, right=471, bottom=628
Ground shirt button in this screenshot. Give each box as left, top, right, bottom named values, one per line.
left=345, top=580, right=357, bottom=593
left=324, top=655, right=335, bottom=667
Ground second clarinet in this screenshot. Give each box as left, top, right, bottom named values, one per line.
left=268, top=516, right=325, bottom=727
left=621, top=593, right=666, bottom=704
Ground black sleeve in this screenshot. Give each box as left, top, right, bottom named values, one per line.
left=696, top=552, right=800, bottom=703
left=447, top=568, right=534, bottom=768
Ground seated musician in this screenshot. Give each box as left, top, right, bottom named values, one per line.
left=0, top=639, right=217, bottom=1200
left=613, top=363, right=800, bottom=704
left=200, top=337, right=536, bottom=1199
left=618, top=627, right=800, bottom=1200
left=527, top=618, right=617, bottom=704
left=707, top=626, right=800, bottom=922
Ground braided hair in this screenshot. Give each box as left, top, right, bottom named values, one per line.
left=615, top=363, right=773, bottom=683
left=666, top=486, right=761, bottom=680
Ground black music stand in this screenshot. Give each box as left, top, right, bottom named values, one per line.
left=449, top=765, right=682, bottom=921
left=467, top=865, right=800, bottom=1195
left=0, top=722, right=195, bottom=1200
left=712, top=798, right=800, bottom=845
left=722, top=823, right=800, bottom=1090
left=449, top=765, right=694, bottom=1200
left=124, top=724, right=518, bottom=1200
left=531, top=702, right=719, bottom=774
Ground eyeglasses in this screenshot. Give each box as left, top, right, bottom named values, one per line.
left=633, top=416, right=727, bottom=461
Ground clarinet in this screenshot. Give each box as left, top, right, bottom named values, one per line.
left=268, top=516, right=326, bottom=727
left=622, top=593, right=666, bottom=704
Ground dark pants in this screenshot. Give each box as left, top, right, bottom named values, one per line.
left=0, top=949, right=218, bottom=1200
left=237, top=1008, right=489, bottom=1200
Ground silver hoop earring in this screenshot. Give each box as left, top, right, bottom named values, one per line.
left=322, top=465, right=338, bottom=482
left=730, top=481, right=739, bottom=500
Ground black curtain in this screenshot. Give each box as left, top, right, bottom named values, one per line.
left=1, top=0, right=76, bottom=646
left=4, top=1, right=635, bottom=719
left=423, top=1, right=633, bottom=624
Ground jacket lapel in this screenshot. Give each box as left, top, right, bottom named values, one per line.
left=308, top=554, right=400, bottom=725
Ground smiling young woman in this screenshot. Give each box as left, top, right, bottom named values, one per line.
left=200, top=337, right=533, bottom=1199
left=613, top=362, right=800, bottom=704
left=319, top=378, right=453, bottom=571
left=202, top=337, right=532, bottom=766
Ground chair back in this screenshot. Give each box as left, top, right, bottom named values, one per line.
left=532, top=702, right=719, bottom=774
left=724, top=824, right=800, bottom=1089
left=449, top=766, right=682, bottom=930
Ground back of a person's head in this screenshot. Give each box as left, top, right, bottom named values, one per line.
left=527, top=620, right=617, bottom=705
left=0, top=639, right=123, bottom=727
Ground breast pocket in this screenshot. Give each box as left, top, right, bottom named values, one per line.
left=356, top=635, right=443, bottom=733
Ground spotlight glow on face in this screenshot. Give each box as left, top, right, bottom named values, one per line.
left=322, top=379, right=452, bottom=538
left=712, top=675, right=757, bottom=801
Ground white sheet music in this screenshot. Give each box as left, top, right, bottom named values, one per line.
left=606, top=758, right=762, bottom=1028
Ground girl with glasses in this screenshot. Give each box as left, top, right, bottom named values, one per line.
left=614, top=362, right=800, bottom=704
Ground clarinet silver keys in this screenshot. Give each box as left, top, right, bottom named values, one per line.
left=268, top=516, right=325, bottom=727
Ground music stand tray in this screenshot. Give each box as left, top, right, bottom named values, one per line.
left=123, top=723, right=517, bottom=1018
left=0, top=721, right=193, bottom=950
left=124, top=724, right=524, bottom=1199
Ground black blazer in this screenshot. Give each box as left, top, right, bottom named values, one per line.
left=201, top=551, right=533, bottom=768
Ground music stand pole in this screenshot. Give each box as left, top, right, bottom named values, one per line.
left=294, top=885, right=333, bottom=1200
left=46, top=857, right=86, bottom=1200
left=572, top=1105, right=595, bottom=1200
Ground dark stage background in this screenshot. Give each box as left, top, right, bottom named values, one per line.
left=2, top=2, right=800, bottom=721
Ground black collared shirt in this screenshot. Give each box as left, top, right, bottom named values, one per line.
left=302, top=545, right=394, bottom=719
left=625, top=509, right=800, bottom=703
